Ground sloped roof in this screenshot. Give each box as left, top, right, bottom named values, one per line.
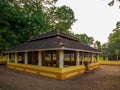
left=5, top=30, right=100, bottom=53
left=28, top=30, right=79, bottom=42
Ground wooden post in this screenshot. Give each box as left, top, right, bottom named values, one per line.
left=51, top=51, right=53, bottom=66
left=70, top=52, right=72, bottom=65
left=38, top=51, right=42, bottom=66
left=32, top=51, right=34, bottom=65
left=58, top=50, right=64, bottom=68
left=56, top=51, right=59, bottom=67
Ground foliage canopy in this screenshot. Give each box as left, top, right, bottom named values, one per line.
left=0, top=0, right=76, bottom=52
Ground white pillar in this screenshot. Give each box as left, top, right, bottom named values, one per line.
left=82, top=52, right=84, bottom=65
left=38, top=51, right=42, bottom=66
left=76, top=51, right=79, bottom=66
left=97, top=54, right=99, bottom=62
left=91, top=53, right=94, bottom=63
left=87, top=53, right=90, bottom=65
left=7, top=53, right=10, bottom=62
left=15, top=52, right=18, bottom=63
left=58, top=50, right=64, bottom=68
left=24, top=52, right=28, bottom=64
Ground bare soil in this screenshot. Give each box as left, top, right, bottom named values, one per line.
left=0, top=65, right=120, bottom=90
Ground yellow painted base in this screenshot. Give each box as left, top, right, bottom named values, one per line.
left=88, top=62, right=100, bottom=70
left=0, top=56, right=7, bottom=64
left=99, top=61, right=120, bottom=65
left=0, top=61, right=7, bottom=64
left=7, top=62, right=85, bottom=80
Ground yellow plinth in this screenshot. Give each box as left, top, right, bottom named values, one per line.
left=99, top=61, right=120, bottom=65
left=7, top=62, right=85, bottom=80
left=88, top=62, right=100, bottom=70
left=0, top=56, right=7, bottom=64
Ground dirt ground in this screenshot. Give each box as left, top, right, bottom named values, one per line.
left=0, top=65, right=120, bottom=90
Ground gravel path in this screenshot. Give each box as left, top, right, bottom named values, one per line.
left=0, top=65, right=120, bottom=90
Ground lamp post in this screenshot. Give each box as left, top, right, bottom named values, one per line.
left=115, top=50, right=119, bottom=61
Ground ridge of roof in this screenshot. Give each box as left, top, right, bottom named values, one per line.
left=28, top=30, right=79, bottom=42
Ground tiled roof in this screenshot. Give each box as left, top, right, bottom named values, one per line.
left=28, top=30, right=79, bottom=42
left=5, top=30, right=100, bottom=53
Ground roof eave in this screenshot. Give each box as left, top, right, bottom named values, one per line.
left=4, top=47, right=101, bottom=54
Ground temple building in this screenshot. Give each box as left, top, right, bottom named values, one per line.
left=5, top=30, right=101, bottom=80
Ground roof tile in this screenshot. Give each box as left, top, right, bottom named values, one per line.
left=5, top=30, right=100, bottom=53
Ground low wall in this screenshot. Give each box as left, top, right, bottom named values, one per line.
left=99, top=61, right=120, bottom=65
left=0, top=56, right=7, bottom=64
left=88, top=62, right=100, bottom=70
left=7, top=62, right=85, bottom=80
left=0, top=61, right=7, bottom=64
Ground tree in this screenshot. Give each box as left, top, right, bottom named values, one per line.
left=106, top=22, right=120, bottom=55
left=108, top=0, right=120, bottom=8
left=94, top=40, right=101, bottom=50
left=0, top=0, right=49, bottom=51
left=75, top=33, right=94, bottom=46
left=0, top=0, right=76, bottom=52
left=48, top=5, right=76, bottom=32
left=0, top=0, right=21, bottom=51
left=108, top=0, right=114, bottom=6
left=101, top=43, right=108, bottom=54
left=12, top=0, right=76, bottom=33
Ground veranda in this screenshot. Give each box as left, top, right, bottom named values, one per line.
left=7, top=51, right=99, bottom=80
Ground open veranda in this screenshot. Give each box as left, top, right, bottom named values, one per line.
left=2, top=51, right=100, bottom=80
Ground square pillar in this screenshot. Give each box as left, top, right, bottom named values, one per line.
left=91, top=53, right=94, bottom=63
left=38, top=51, right=42, bottom=66
left=87, top=53, right=90, bottom=66
left=24, top=52, right=28, bottom=64
left=82, top=52, right=84, bottom=65
left=76, top=51, right=79, bottom=66
left=97, top=54, right=99, bottom=62
left=15, top=52, right=18, bottom=63
left=7, top=53, right=10, bottom=62
left=58, top=50, right=64, bottom=68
